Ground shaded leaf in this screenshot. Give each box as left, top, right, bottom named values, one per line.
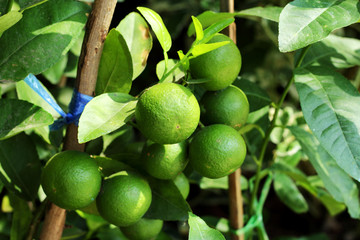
left=290, top=126, right=360, bottom=218
left=0, top=0, right=89, bottom=80
left=274, top=172, right=308, bottom=213
left=145, top=178, right=191, bottom=221
left=0, top=99, right=53, bottom=140
left=279, top=0, right=360, bottom=52
left=0, top=0, right=11, bottom=16
left=156, top=59, right=185, bottom=83
left=137, top=7, right=171, bottom=52
left=0, top=11, right=22, bottom=36
left=42, top=54, right=68, bottom=85
left=188, top=212, right=226, bottom=240
left=78, top=93, right=137, bottom=143
left=294, top=66, right=360, bottom=182
left=116, top=12, right=152, bottom=80
left=0, top=133, right=42, bottom=200
left=18, top=0, right=48, bottom=10
left=199, top=175, right=248, bottom=190
left=96, top=29, right=132, bottom=95
left=9, top=193, right=31, bottom=240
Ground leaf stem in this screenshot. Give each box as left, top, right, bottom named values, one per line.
left=249, top=46, right=310, bottom=215
left=159, top=49, right=192, bottom=83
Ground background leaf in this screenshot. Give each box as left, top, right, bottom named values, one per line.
left=274, top=172, right=308, bottom=213
left=18, top=0, right=47, bottom=10
left=0, top=99, right=53, bottom=140
left=188, top=212, right=226, bottom=240
left=137, top=7, right=171, bottom=52
left=279, top=0, right=360, bottom=52
left=9, top=193, right=31, bottom=240
left=294, top=66, right=360, bottom=182
left=290, top=126, right=360, bottom=218
left=96, top=29, right=132, bottom=95
left=78, top=93, right=137, bottom=143
left=156, top=59, right=185, bottom=83
left=0, top=11, right=22, bottom=37
left=0, top=133, right=42, bottom=200
left=145, top=178, right=191, bottom=221
left=0, top=0, right=11, bottom=16
left=116, top=12, right=152, bottom=80
left=0, top=0, right=89, bottom=80
left=42, top=54, right=68, bottom=85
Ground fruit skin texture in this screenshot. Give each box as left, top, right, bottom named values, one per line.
left=41, top=151, right=102, bottom=210
left=120, top=218, right=163, bottom=240
left=96, top=171, right=152, bottom=227
left=143, top=141, right=188, bottom=180
left=189, top=34, right=242, bottom=91
left=135, top=83, right=200, bottom=144
left=200, top=85, right=249, bottom=130
left=189, top=124, right=246, bottom=179
left=173, top=172, right=190, bottom=199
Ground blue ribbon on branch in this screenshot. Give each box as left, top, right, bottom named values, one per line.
left=24, top=74, right=93, bottom=130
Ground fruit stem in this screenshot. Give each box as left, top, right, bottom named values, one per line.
left=248, top=45, right=310, bottom=216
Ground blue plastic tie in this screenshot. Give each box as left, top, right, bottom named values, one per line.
left=24, top=74, right=93, bottom=131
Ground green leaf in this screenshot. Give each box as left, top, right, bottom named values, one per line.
left=145, top=178, right=191, bottom=221
left=78, top=93, right=137, bottom=143
left=156, top=59, right=185, bottom=83
left=187, top=7, right=281, bottom=36
left=290, top=126, right=360, bottom=218
left=279, top=0, right=360, bottom=52
left=137, top=7, right=171, bottom=52
left=9, top=193, right=31, bottom=240
left=199, top=175, right=248, bottom=190
left=116, top=12, right=152, bottom=80
left=299, top=34, right=360, bottom=69
left=0, top=133, right=42, bottom=200
left=191, top=41, right=229, bottom=57
left=94, top=156, right=134, bottom=177
left=200, top=18, right=234, bottom=45
left=0, top=99, right=53, bottom=140
left=16, top=80, right=60, bottom=118
left=233, top=78, right=271, bottom=112
left=18, top=0, right=47, bottom=10
left=0, top=0, right=11, bottom=16
left=42, top=54, right=68, bottom=84
left=294, top=66, right=360, bottom=182
left=0, top=0, right=89, bottom=81
left=191, top=16, right=203, bottom=42
left=0, top=11, right=22, bottom=36
left=273, top=172, right=308, bottom=213
left=188, top=212, right=226, bottom=240
left=96, top=29, right=132, bottom=95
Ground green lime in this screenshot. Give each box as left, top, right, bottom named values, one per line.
left=189, top=124, right=246, bottom=179
left=189, top=34, right=241, bottom=91
left=173, top=172, right=190, bottom=199
left=96, top=171, right=152, bottom=227
left=120, top=218, right=163, bottom=240
left=41, top=151, right=102, bottom=210
left=200, top=85, right=249, bottom=129
left=143, top=141, right=188, bottom=180
left=135, top=83, right=200, bottom=144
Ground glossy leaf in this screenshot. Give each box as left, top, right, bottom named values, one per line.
left=290, top=126, right=360, bottom=218
left=0, top=133, right=42, bottom=200
left=96, top=29, right=132, bottom=95
left=156, top=59, right=185, bottom=83
left=0, top=99, right=53, bottom=140
left=200, top=18, right=234, bottom=45
left=42, top=54, right=68, bottom=85
left=192, top=41, right=229, bottom=57
left=9, top=193, right=32, bottom=240
left=78, top=93, right=137, bottom=143
left=188, top=212, right=226, bottom=240
left=145, top=179, right=191, bottom=221
left=0, top=0, right=89, bottom=81
left=137, top=7, right=171, bottom=52
left=274, top=172, right=308, bottom=213
left=294, top=66, right=360, bottom=182
left=116, top=12, right=152, bottom=80
left=299, top=34, right=360, bottom=69
left=18, top=0, right=48, bottom=10
left=187, top=7, right=281, bottom=36
left=279, top=0, right=360, bottom=52
left=191, top=16, right=203, bottom=42
left=0, top=11, right=22, bottom=36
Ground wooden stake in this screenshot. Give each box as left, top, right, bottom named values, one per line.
left=39, top=0, right=117, bottom=239
left=220, top=1, right=244, bottom=240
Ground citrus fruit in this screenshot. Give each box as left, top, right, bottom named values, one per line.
left=143, top=141, right=188, bottom=180
left=96, top=171, right=152, bottom=227
left=189, top=33, right=241, bottom=91
left=135, top=83, right=200, bottom=144
left=173, top=172, right=190, bottom=199
left=41, top=151, right=102, bottom=210
left=120, top=218, right=163, bottom=240
left=189, top=124, right=246, bottom=179
left=200, top=85, right=249, bottom=129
